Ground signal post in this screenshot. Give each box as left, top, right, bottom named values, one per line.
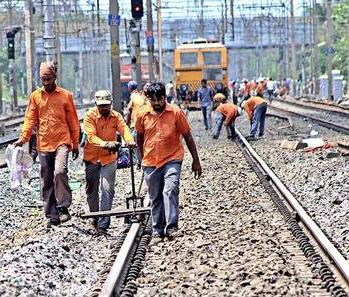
left=6, top=27, right=21, bottom=112
left=130, top=0, right=144, bottom=88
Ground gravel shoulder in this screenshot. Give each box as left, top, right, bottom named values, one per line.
left=0, top=154, right=144, bottom=296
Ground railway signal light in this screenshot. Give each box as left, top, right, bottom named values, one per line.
left=6, top=32, right=15, bottom=60
left=131, top=0, right=144, bottom=20
left=6, top=27, right=21, bottom=60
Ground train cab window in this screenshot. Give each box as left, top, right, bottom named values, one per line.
left=203, top=68, right=223, bottom=81
left=180, top=52, right=198, bottom=67
left=203, top=52, right=221, bottom=65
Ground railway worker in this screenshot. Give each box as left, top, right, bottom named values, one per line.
left=197, top=78, right=214, bottom=130
left=83, top=90, right=135, bottom=234
left=14, top=62, right=80, bottom=228
left=242, top=80, right=251, bottom=101
left=212, top=94, right=242, bottom=140
left=135, top=82, right=202, bottom=241
left=165, top=80, right=175, bottom=104
left=250, top=80, right=257, bottom=97
left=266, top=78, right=274, bottom=103
left=256, top=79, right=265, bottom=97
left=241, top=96, right=268, bottom=140
left=127, top=81, right=149, bottom=169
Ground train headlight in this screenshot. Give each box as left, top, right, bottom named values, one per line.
left=215, top=83, right=224, bottom=92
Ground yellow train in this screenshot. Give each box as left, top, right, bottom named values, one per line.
left=174, top=38, right=229, bottom=108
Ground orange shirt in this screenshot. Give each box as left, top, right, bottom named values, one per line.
left=135, top=104, right=191, bottom=168
left=217, top=103, right=239, bottom=125
left=243, top=83, right=251, bottom=96
left=83, top=107, right=134, bottom=166
left=244, top=96, right=267, bottom=119
left=256, top=82, right=265, bottom=96
left=128, top=91, right=148, bottom=128
left=20, top=86, right=80, bottom=152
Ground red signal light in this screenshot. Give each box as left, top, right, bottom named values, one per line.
left=131, top=0, right=143, bottom=19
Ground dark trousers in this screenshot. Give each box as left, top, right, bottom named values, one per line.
left=39, top=145, right=72, bottom=221
left=29, top=134, right=38, bottom=161
left=85, top=161, right=117, bottom=229
left=213, top=112, right=236, bottom=139
left=250, top=103, right=267, bottom=137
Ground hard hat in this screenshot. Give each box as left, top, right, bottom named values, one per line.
left=237, top=106, right=243, bottom=115
left=241, top=100, right=247, bottom=109
left=213, top=93, right=226, bottom=102
left=128, top=80, right=138, bottom=90
left=95, top=90, right=112, bottom=105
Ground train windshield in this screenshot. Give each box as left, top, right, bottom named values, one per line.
left=180, top=52, right=198, bottom=67
left=203, top=68, right=223, bottom=81
left=203, top=52, right=221, bottom=65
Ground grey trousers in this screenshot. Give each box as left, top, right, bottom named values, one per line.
left=85, top=161, right=117, bottom=230
left=39, top=145, right=72, bottom=221
left=143, top=160, right=182, bottom=235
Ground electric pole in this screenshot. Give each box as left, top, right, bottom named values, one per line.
left=130, top=20, right=142, bottom=87
left=157, top=0, right=163, bottom=80
left=0, top=72, right=2, bottom=114
left=109, top=0, right=122, bottom=112
left=312, top=0, right=319, bottom=96
left=25, top=0, right=35, bottom=95
left=230, top=0, right=235, bottom=41
left=326, top=0, right=333, bottom=100
left=146, top=0, right=155, bottom=81
left=43, top=0, right=56, bottom=61
left=290, top=0, right=297, bottom=96
left=221, top=4, right=225, bottom=44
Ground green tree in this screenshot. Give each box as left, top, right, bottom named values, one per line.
left=332, top=0, right=349, bottom=80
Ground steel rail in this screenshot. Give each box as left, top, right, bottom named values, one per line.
left=99, top=194, right=150, bottom=297
left=269, top=105, right=349, bottom=135
left=274, top=98, right=349, bottom=117
left=100, top=223, right=141, bottom=297
left=236, top=128, right=349, bottom=284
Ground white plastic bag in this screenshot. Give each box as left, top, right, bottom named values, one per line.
left=5, top=144, right=34, bottom=189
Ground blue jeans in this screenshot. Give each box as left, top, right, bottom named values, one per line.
left=85, top=161, right=117, bottom=229
left=250, top=103, right=267, bottom=137
left=213, top=112, right=236, bottom=139
left=143, top=160, right=182, bottom=235
left=201, top=104, right=212, bottom=129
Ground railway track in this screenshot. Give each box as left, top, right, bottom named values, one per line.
left=235, top=129, right=349, bottom=296
left=88, top=131, right=349, bottom=296
left=269, top=103, right=349, bottom=135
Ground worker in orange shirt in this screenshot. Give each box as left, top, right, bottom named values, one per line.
left=243, top=80, right=251, bottom=100
left=241, top=96, right=268, bottom=140
left=212, top=94, right=242, bottom=140
left=135, top=82, right=202, bottom=241
left=127, top=81, right=149, bottom=168
left=256, top=80, right=265, bottom=97
left=14, top=62, right=80, bottom=228
left=83, top=90, right=135, bottom=234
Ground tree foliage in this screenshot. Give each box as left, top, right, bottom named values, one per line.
left=332, top=0, right=349, bottom=78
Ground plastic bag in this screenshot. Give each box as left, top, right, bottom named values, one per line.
left=116, top=147, right=131, bottom=169
left=5, top=144, right=34, bottom=189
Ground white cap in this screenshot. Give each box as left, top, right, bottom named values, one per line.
left=241, top=100, right=247, bottom=109
left=95, top=90, right=112, bottom=105
left=237, top=107, right=243, bottom=115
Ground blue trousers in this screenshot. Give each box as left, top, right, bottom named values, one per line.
left=213, top=112, right=236, bottom=138
left=85, top=161, right=117, bottom=229
left=250, top=103, right=267, bottom=137
left=143, top=161, right=182, bottom=235
left=201, top=105, right=212, bottom=129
